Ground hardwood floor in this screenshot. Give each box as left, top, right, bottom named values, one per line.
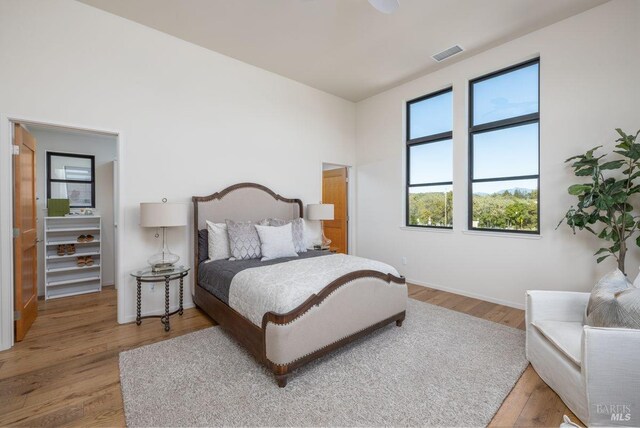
left=0, top=284, right=579, bottom=427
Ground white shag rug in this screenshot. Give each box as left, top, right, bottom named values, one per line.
left=119, top=299, right=527, bottom=427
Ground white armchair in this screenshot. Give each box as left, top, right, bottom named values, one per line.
left=526, top=290, right=640, bottom=427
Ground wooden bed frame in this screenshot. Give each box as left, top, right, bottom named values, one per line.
left=192, top=183, right=406, bottom=387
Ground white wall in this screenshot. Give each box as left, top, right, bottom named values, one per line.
left=355, top=0, right=640, bottom=308
left=0, top=0, right=356, bottom=324
left=29, top=126, right=117, bottom=294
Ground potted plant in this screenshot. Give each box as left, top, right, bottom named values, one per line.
left=558, top=129, right=640, bottom=275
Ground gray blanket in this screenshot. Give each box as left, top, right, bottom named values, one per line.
left=198, top=250, right=329, bottom=304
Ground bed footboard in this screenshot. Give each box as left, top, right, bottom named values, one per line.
left=261, top=270, right=407, bottom=387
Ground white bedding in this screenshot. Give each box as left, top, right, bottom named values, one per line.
left=228, top=254, right=400, bottom=326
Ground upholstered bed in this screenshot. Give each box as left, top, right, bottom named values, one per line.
left=192, top=183, right=407, bottom=387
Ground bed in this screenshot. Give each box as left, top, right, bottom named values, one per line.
left=192, top=182, right=407, bottom=387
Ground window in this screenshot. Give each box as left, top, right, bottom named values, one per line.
left=47, top=152, right=95, bottom=208
left=469, top=59, right=539, bottom=233
left=406, top=88, right=453, bottom=228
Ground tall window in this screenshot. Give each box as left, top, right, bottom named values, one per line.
left=47, top=152, right=95, bottom=208
left=469, top=59, right=539, bottom=233
left=406, top=88, right=453, bottom=228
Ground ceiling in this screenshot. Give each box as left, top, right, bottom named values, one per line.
left=77, top=0, right=608, bottom=101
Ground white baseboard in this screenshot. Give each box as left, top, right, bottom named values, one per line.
left=406, top=278, right=525, bottom=310
left=121, top=302, right=196, bottom=324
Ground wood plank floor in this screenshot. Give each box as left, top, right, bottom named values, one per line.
left=0, top=284, right=580, bottom=427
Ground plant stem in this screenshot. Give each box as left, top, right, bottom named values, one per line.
left=619, top=238, right=627, bottom=274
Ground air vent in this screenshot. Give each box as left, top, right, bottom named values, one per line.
left=432, top=45, right=464, bottom=62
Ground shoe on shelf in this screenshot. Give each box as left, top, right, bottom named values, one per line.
left=85, top=256, right=94, bottom=266
left=77, top=235, right=86, bottom=242
left=57, top=245, right=65, bottom=256
left=66, top=244, right=76, bottom=255
left=77, top=256, right=86, bottom=267
left=85, top=235, right=94, bottom=242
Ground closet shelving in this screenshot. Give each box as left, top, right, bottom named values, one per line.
left=44, top=215, right=102, bottom=299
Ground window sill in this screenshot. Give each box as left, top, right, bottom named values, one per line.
left=462, top=229, right=542, bottom=240
left=399, top=226, right=454, bottom=234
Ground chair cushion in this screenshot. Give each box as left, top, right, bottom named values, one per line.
left=532, top=320, right=583, bottom=366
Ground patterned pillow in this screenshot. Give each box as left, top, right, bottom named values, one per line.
left=225, top=220, right=262, bottom=260
left=268, top=218, right=307, bottom=253
left=586, top=269, right=640, bottom=328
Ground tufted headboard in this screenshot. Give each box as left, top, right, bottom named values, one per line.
left=192, top=183, right=303, bottom=280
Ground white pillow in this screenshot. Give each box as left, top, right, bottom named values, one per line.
left=255, top=223, right=298, bottom=261
left=206, top=220, right=231, bottom=261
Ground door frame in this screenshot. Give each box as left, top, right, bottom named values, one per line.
left=320, top=162, right=355, bottom=255
left=0, top=114, right=125, bottom=351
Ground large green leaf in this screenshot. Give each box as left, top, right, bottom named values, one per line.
left=568, top=184, right=592, bottom=195
left=600, top=160, right=625, bottom=170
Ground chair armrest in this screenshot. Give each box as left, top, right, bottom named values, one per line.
left=526, top=290, right=589, bottom=324
left=582, top=326, right=640, bottom=426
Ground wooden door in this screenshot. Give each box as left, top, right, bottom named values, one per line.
left=322, top=167, right=348, bottom=254
left=13, top=124, right=38, bottom=341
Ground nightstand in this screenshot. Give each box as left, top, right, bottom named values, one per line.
left=130, top=265, right=190, bottom=331
left=311, top=246, right=338, bottom=253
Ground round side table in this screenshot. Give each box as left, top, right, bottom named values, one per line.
left=130, top=266, right=190, bottom=331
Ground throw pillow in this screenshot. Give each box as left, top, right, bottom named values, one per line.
left=225, top=220, right=262, bottom=260
left=205, top=221, right=231, bottom=262
left=268, top=218, right=307, bottom=253
left=255, top=223, right=298, bottom=261
left=586, top=269, right=640, bottom=328
left=198, top=229, right=208, bottom=264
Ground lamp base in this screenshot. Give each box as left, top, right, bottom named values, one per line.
left=151, top=262, right=176, bottom=273
left=148, top=229, right=180, bottom=273
left=320, top=220, right=332, bottom=248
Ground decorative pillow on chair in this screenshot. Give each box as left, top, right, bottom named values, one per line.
left=225, top=220, right=262, bottom=260
left=586, top=269, right=640, bottom=328
left=255, top=223, right=298, bottom=261
left=267, top=218, right=307, bottom=253
left=205, top=221, right=231, bottom=261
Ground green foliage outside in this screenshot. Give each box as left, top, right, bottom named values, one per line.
left=472, top=189, right=538, bottom=231
left=408, top=188, right=538, bottom=230
left=408, top=191, right=453, bottom=227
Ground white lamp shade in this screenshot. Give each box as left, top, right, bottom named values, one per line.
left=140, top=202, right=188, bottom=227
left=307, top=203, right=334, bottom=221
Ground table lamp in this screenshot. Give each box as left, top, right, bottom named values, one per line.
left=140, top=200, right=188, bottom=273
left=307, top=203, right=334, bottom=249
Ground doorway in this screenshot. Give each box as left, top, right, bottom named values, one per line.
left=322, top=163, right=349, bottom=254
left=10, top=121, right=119, bottom=342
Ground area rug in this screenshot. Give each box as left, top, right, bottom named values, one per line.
left=119, top=299, right=527, bottom=427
